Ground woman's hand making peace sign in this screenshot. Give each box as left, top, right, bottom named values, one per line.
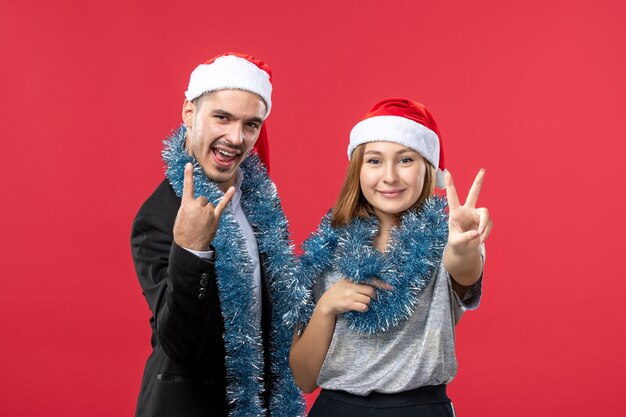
left=443, top=169, right=493, bottom=287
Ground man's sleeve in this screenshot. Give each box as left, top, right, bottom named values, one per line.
left=131, top=212, right=218, bottom=365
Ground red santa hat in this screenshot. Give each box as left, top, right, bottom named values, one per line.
left=185, top=52, right=272, bottom=170
left=348, top=97, right=447, bottom=188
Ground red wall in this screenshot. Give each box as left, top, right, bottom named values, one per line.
left=1, top=0, right=625, bottom=415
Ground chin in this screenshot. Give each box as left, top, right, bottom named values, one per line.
left=198, top=165, right=230, bottom=183
left=377, top=201, right=407, bottom=212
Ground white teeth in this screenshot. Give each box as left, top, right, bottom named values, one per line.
left=217, top=149, right=237, bottom=157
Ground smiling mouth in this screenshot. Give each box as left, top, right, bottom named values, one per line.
left=212, top=147, right=240, bottom=167
left=378, top=190, right=405, bottom=198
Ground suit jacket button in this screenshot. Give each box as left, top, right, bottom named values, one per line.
left=198, top=293, right=206, bottom=301
left=199, top=287, right=207, bottom=294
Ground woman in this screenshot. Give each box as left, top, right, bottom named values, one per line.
left=290, top=97, right=492, bottom=416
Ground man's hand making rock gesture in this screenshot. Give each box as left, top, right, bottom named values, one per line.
left=443, top=169, right=493, bottom=289
left=173, top=163, right=236, bottom=251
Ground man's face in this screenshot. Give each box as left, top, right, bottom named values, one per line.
left=182, top=89, right=266, bottom=192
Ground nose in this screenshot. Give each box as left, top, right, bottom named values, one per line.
left=383, top=164, right=398, bottom=184
left=224, top=122, right=245, bottom=146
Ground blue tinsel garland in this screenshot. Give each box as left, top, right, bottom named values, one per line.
left=162, top=125, right=306, bottom=417
left=298, top=197, right=449, bottom=334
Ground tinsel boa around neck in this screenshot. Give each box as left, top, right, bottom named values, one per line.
left=298, top=198, right=449, bottom=334
left=162, top=125, right=305, bottom=417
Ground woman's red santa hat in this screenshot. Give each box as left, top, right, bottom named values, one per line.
left=348, top=97, right=447, bottom=188
left=185, top=52, right=272, bottom=171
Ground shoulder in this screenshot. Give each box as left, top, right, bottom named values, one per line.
left=136, top=179, right=180, bottom=218
left=132, top=179, right=180, bottom=232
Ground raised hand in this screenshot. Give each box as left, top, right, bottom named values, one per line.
left=173, top=163, right=236, bottom=251
left=445, top=169, right=492, bottom=254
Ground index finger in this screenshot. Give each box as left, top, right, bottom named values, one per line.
left=367, top=278, right=394, bottom=291
left=182, top=163, right=195, bottom=202
left=465, top=169, right=485, bottom=208
left=213, top=186, right=236, bottom=219
left=445, top=171, right=461, bottom=210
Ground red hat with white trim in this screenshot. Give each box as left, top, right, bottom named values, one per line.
left=185, top=52, right=272, bottom=170
left=348, top=97, right=447, bottom=188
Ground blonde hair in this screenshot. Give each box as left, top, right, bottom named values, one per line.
left=330, top=144, right=436, bottom=228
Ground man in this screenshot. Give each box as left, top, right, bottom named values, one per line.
left=131, top=52, right=305, bottom=417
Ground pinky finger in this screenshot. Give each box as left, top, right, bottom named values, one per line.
left=214, top=187, right=236, bottom=218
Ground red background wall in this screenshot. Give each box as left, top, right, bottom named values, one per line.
left=1, top=0, right=624, bottom=415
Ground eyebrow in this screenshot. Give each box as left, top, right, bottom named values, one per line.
left=212, top=109, right=264, bottom=125
left=247, top=116, right=264, bottom=125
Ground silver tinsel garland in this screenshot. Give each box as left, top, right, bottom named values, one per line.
left=298, top=197, right=449, bottom=334
left=162, top=125, right=306, bottom=417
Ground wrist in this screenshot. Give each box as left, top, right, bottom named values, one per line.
left=174, top=236, right=212, bottom=251
left=444, top=246, right=483, bottom=285
left=316, top=296, right=338, bottom=319
left=446, top=243, right=480, bottom=259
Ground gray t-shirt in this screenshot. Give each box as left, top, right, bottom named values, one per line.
left=313, top=249, right=483, bottom=395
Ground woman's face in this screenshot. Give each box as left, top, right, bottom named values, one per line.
left=359, top=141, right=426, bottom=224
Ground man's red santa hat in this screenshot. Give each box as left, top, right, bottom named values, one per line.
left=349, top=97, right=447, bottom=188
left=185, top=52, right=272, bottom=170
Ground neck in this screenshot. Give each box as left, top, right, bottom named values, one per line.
left=373, top=212, right=400, bottom=253
left=218, top=177, right=236, bottom=193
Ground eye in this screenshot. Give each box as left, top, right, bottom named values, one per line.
left=214, top=114, right=228, bottom=121
left=365, top=158, right=381, bottom=165
left=246, top=121, right=260, bottom=130
left=399, top=157, right=414, bottom=164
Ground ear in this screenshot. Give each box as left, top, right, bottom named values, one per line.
left=182, top=99, right=195, bottom=128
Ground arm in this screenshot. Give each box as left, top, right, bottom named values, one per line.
left=289, top=279, right=377, bottom=393
left=131, top=164, right=236, bottom=365
left=131, top=212, right=219, bottom=364
left=444, top=244, right=482, bottom=287
left=444, top=170, right=493, bottom=296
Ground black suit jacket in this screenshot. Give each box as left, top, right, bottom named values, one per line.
left=131, top=179, right=273, bottom=417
